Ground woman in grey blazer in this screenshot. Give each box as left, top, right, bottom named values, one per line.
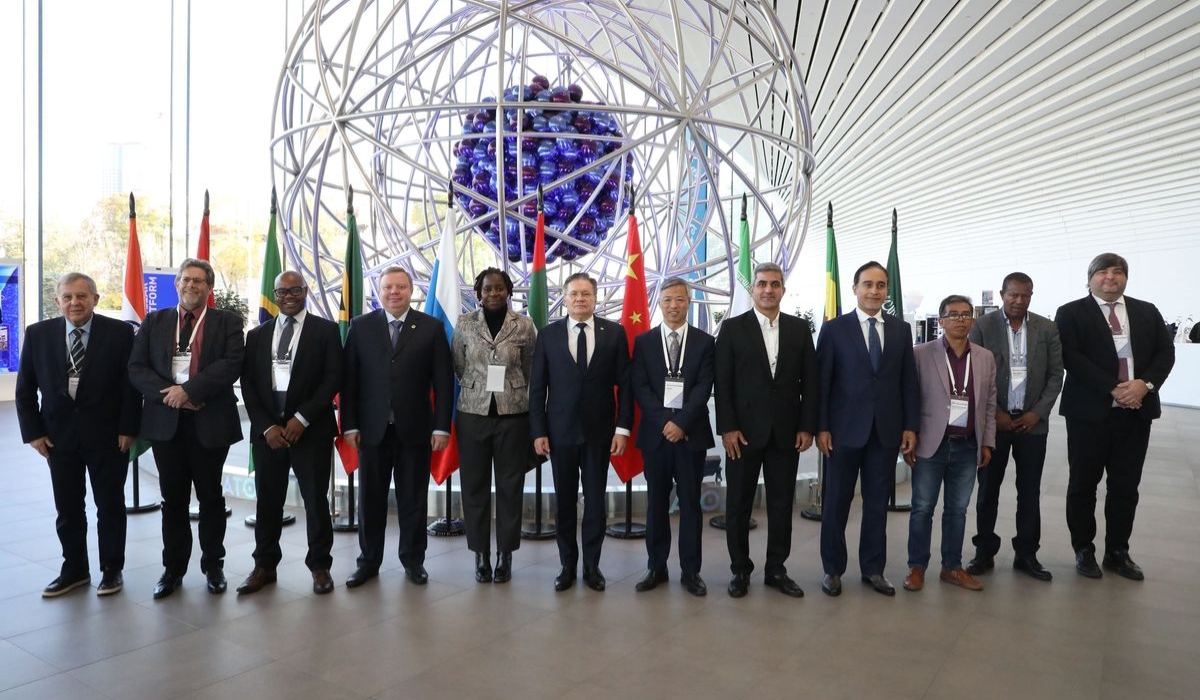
left=452, top=268, right=537, bottom=583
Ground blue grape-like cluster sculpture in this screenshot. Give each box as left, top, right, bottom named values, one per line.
left=452, top=76, right=633, bottom=263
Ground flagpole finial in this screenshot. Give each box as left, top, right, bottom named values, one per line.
left=204, top=189, right=210, bottom=215
left=741, top=193, right=747, bottom=220
left=447, top=179, right=455, bottom=208
left=270, top=186, right=278, bottom=215
left=537, top=183, right=544, bottom=212
left=827, top=201, right=833, bottom=227
left=347, top=187, right=354, bottom=216
left=891, top=208, right=897, bottom=233
left=128, top=192, right=136, bottom=219
left=627, top=183, right=635, bottom=213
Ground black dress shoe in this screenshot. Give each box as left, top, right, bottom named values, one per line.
left=153, top=571, right=184, bottom=599
left=493, top=552, right=512, bottom=584
left=42, top=573, right=90, bottom=598
left=345, top=567, right=378, bottom=588
left=205, top=569, right=228, bottom=594
left=96, top=571, right=123, bottom=596
left=764, top=573, right=805, bottom=598
left=582, top=567, right=606, bottom=591
left=554, top=567, right=576, bottom=592
left=965, top=556, right=995, bottom=576
left=821, top=574, right=842, bottom=597
left=474, top=552, right=493, bottom=583
left=405, top=565, right=429, bottom=585
left=1102, top=551, right=1145, bottom=581
left=1013, top=555, right=1053, bottom=581
left=236, top=566, right=277, bottom=595
left=635, top=569, right=669, bottom=592
left=727, top=573, right=750, bottom=598
left=312, top=569, right=334, bottom=595
left=681, top=572, right=707, bottom=597
left=1075, top=551, right=1103, bottom=579
left=861, top=574, right=896, bottom=596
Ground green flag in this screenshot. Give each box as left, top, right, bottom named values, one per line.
left=339, top=195, right=364, bottom=342
left=728, top=193, right=753, bottom=317
left=258, top=189, right=282, bottom=324
left=884, top=208, right=904, bottom=320
left=823, top=202, right=841, bottom=323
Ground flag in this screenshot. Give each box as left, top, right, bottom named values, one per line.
left=884, top=208, right=904, bottom=320
left=196, top=189, right=215, bottom=307
left=610, top=197, right=649, bottom=483
left=728, top=193, right=753, bottom=319
left=427, top=199, right=462, bottom=485
left=122, top=193, right=151, bottom=462
left=257, top=189, right=282, bottom=324
left=528, top=189, right=548, bottom=330
left=334, top=190, right=365, bottom=474
left=823, top=202, right=841, bottom=323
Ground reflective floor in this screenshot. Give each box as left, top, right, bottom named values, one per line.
left=1, top=404, right=1197, bottom=699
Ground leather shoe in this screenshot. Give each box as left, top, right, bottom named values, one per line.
left=493, top=552, right=512, bottom=584
left=861, top=574, right=896, bottom=596
left=205, top=569, right=227, bottom=594
left=153, top=571, right=184, bottom=599
left=764, top=572, right=804, bottom=598
left=405, top=565, right=429, bottom=585
left=345, top=567, right=378, bottom=588
left=97, top=571, right=123, bottom=596
left=635, top=569, right=669, bottom=592
left=965, top=556, right=994, bottom=576
left=727, top=573, right=750, bottom=598
left=236, top=566, right=277, bottom=595
left=821, top=574, right=842, bottom=597
left=681, top=572, right=707, bottom=597
left=582, top=567, right=606, bottom=591
left=474, top=552, right=493, bottom=583
left=553, top=567, right=576, bottom=591
left=903, top=566, right=925, bottom=592
left=42, top=573, right=90, bottom=598
left=1013, top=555, right=1053, bottom=581
left=939, top=568, right=984, bottom=591
left=312, top=569, right=334, bottom=595
left=1075, top=551, right=1103, bottom=579
left=1102, top=551, right=1145, bottom=581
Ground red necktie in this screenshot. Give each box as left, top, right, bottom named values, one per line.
left=1105, top=302, right=1129, bottom=382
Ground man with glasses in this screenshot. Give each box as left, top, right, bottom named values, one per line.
left=966, top=273, right=1063, bottom=581
left=903, top=296, right=996, bottom=593
left=530, top=272, right=633, bottom=592
left=237, top=271, right=343, bottom=596
left=129, top=258, right=245, bottom=599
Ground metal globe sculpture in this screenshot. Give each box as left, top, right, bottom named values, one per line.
left=271, top=0, right=813, bottom=323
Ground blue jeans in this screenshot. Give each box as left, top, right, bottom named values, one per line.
left=908, top=437, right=978, bottom=570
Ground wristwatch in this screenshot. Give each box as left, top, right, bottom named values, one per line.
left=1144, top=381, right=1156, bottom=393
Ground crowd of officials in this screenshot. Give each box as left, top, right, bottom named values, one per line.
left=15, top=251, right=1175, bottom=601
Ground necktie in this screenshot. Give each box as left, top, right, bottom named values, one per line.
left=576, top=322, right=588, bottom=373
left=179, top=310, right=195, bottom=353
left=1106, top=302, right=1129, bottom=382
left=390, top=319, right=402, bottom=348
left=277, top=315, right=295, bottom=361
left=668, top=330, right=681, bottom=374
left=69, top=328, right=85, bottom=373
left=868, top=317, right=882, bottom=373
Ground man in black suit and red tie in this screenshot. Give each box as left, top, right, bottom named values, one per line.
left=237, top=271, right=343, bottom=596
left=128, top=258, right=245, bottom=599
left=530, top=272, right=634, bottom=592
left=16, top=273, right=141, bottom=597
left=341, top=266, right=454, bottom=589
left=1055, top=252, right=1174, bottom=581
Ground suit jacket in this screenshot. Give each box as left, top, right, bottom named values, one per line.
left=128, top=306, right=244, bottom=448
left=631, top=324, right=716, bottom=453
left=913, top=340, right=997, bottom=461
left=968, top=310, right=1064, bottom=435
left=816, top=311, right=920, bottom=449
left=714, top=310, right=819, bottom=450
left=341, top=307, right=454, bottom=446
left=242, top=313, right=343, bottom=444
left=1055, top=295, right=1175, bottom=422
left=15, top=314, right=141, bottom=451
left=529, top=315, right=633, bottom=447
left=452, top=308, right=536, bottom=416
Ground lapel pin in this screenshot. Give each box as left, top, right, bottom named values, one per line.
left=410, top=324, right=416, bottom=329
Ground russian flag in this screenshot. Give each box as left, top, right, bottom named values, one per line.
left=427, top=200, right=461, bottom=485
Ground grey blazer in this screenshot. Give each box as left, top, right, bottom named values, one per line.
left=452, top=308, right=537, bottom=416
left=913, top=340, right=997, bottom=462
left=969, top=310, right=1064, bottom=435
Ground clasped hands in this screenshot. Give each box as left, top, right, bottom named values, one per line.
left=160, top=385, right=201, bottom=411
left=1111, top=379, right=1148, bottom=410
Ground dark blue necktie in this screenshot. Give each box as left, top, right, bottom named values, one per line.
left=868, top=317, right=882, bottom=373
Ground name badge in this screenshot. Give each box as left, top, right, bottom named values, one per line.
left=68, top=374, right=80, bottom=400
left=1010, top=366, right=1028, bottom=393
left=1112, top=333, right=1131, bottom=359
left=486, top=364, right=506, bottom=393
left=272, top=359, right=291, bottom=392
left=948, top=396, right=970, bottom=428
left=172, top=353, right=191, bottom=384
left=664, top=377, right=685, bottom=410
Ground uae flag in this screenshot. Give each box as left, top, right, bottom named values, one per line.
left=610, top=198, right=648, bottom=483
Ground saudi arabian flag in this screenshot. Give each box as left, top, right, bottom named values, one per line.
left=529, top=190, right=548, bottom=330
left=884, top=208, right=904, bottom=320
left=824, top=202, right=841, bottom=323
left=258, top=189, right=282, bottom=324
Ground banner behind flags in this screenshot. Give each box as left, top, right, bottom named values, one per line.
left=335, top=190, right=365, bottom=474
left=428, top=199, right=461, bottom=485
left=824, top=202, right=842, bottom=323
left=728, top=193, right=753, bottom=319
left=528, top=187, right=548, bottom=330
left=258, top=189, right=282, bottom=324
left=122, top=193, right=151, bottom=462
left=884, top=208, right=904, bottom=320
left=610, top=196, right=648, bottom=483
left=196, top=189, right=215, bottom=307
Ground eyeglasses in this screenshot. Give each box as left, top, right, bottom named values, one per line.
left=941, top=312, right=974, bottom=321
left=179, top=276, right=208, bottom=286
left=274, top=286, right=307, bottom=297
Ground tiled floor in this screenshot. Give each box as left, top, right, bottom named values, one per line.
left=1, top=404, right=1198, bottom=699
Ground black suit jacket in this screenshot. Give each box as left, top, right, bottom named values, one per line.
left=714, top=310, right=819, bottom=449
left=1056, top=295, right=1175, bottom=422
left=15, top=314, right=141, bottom=451
left=529, top=316, right=633, bottom=447
left=242, top=313, right=343, bottom=444
left=128, top=306, right=245, bottom=448
left=341, top=308, right=454, bottom=446
left=631, top=325, right=715, bottom=452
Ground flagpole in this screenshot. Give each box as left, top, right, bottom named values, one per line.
left=124, top=193, right=161, bottom=515
left=802, top=201, right=837, bottom=523
left=333, top=187, right=360, bottom=532
left=522, top=183, right=556, bottom=540
left=886, top=207, right=912, bottom=512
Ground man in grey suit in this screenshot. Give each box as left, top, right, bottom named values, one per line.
left=967, top=273, right=1063, bottom=581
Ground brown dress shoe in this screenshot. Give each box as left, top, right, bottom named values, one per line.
left=312, top=569, right=334, bottom=595
left=903, top=566, right=925, bottom=591
left=236, top=566, right=276, bottom=595
left=939, top=568, right=984, bottom=591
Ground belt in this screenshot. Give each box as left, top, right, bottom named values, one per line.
left=945, top=434, right=976, bottom=443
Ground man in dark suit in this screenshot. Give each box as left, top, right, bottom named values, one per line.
left=341, top=266, right=454, bottom=588
left=630, top=277, right=715, bottom=596
left=817, top=260, right=919, bottom=597
left=1056, top=252, right=1174, bottom=581
left=237, top=271, right=342, bottom=596
left=530, top=272, right=633, bottom=592
left=16, top=273, right=140, bottom=597
left=715, top=262, right=818, bottom=599
left=128, top=258, right=245, bottom=599
left=966, top=272, right=1063, bottom=581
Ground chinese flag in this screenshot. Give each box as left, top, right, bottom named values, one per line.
left=610, top=206, right=648, bottom=483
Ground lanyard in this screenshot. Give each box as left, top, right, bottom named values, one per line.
left=1006, top=316, right=1027, bottom=365
left=660, top=324, right=688, bottom=376
left=174, top=305, right=209, bottom=353
left=945, top=348, right=972, bottom=396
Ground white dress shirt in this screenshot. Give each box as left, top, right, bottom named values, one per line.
left=1093, top=294, right=1134, bottom=380
left=567, top=315, right=596, bottom=366
left=753, top=308, right=780, bottom=377
left=855, top=307, right=885, bottom=352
